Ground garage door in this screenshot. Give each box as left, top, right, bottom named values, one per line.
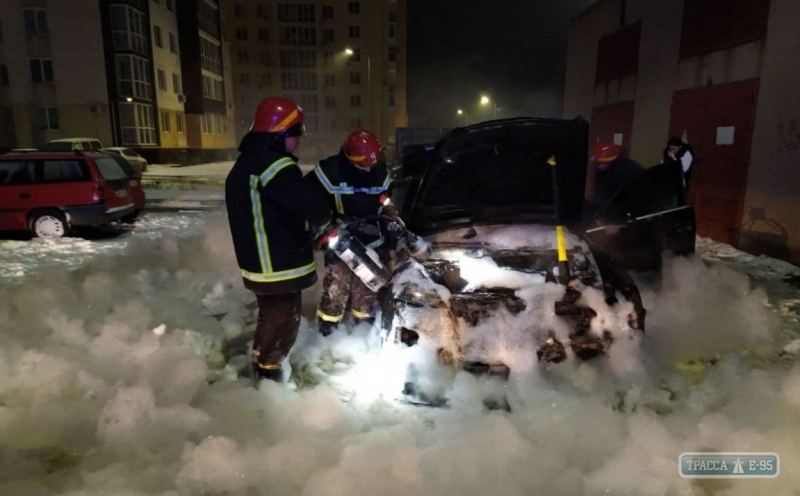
left=669, top=78, right=760, bottom=244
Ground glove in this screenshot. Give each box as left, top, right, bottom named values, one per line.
left=386, top=220, right=404, bottom=234
left=314, top=228, right=338, bottom=252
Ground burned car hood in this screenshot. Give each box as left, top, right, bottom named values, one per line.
left=388, top=224, right=642, bottom=370
left=404, top=117, right=589, bottom=236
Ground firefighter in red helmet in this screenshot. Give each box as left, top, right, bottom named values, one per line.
left=588, top=140, right=643, bottom=216
left=225, top=97, right=331, bottom=385
left=306, top=129, right=401, bottom=336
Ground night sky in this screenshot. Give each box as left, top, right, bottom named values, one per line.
left=407, top=0, right=599, bottom=128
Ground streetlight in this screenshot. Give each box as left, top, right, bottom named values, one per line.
left=480, top=95, right=500, bottom=119
left=457, top=109, right=469, bottom=126
left=345, top=47, right=370, bottom=129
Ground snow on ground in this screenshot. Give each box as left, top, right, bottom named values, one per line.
left=0, top=212, right=206, bottom=287
left=0, top=218, right=799, bottom=495
left=696, top=235, right=800, bottom=334
left=697, top=236, right=800, bottom=282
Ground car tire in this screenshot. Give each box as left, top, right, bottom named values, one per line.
left=30, top=210, right=70, bottom=239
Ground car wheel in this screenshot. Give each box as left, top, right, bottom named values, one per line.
left=30, top=210, right=69, bottom=238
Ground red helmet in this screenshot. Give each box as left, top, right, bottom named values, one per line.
left=342, top=129, right=383, bottom=167
left=251, top=97, right=304, bottom=136
left=592, top=141, right=622, bottom=164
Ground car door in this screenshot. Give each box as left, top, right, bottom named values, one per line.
left=584, top=162, right=696, bottom=272
left=0, top=159, right=38, bottom=231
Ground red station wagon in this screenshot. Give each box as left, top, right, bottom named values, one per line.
left=0, top=151, right=135, bottom=238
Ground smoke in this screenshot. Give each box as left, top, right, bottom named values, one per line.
left=0, top=213, right=798, bottom=495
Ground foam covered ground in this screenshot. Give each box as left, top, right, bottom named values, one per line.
left=1, top=215, right=799, bottom=496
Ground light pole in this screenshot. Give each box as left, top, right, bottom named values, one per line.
left=480, top=95, right=500, bottom=119
left=345, top=47, right=370, bottom=129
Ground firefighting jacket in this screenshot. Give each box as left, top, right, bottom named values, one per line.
left=306, top=151, right=393, bottom=248
left=225, top=133, right=331, bottom=294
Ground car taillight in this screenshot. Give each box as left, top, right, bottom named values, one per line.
left=93, top=185, right=106, bottom=203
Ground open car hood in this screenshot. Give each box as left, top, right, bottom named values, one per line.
left=403, top=117, right=589, bottom=236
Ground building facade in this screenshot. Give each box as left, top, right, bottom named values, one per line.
left=0, top=0, right=236, bottom=163
left=564, top=0, right=800, bottom=264
left=0, top=0, right=113, bottom=150
left=222, top=0, right=407, bottom=164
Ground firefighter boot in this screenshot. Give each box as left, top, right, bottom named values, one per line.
left=318, top=320, right=338, bottom=337
left=352, top=315, right=375, bottom=327
left=253, top=363, right=284, bottom=384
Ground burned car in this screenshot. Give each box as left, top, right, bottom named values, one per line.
left=379, top=117, right=695, bottom=401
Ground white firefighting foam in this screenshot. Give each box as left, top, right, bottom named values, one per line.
left=0, top=216, right=798, bottom=496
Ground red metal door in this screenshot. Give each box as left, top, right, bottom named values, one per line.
left=590, top=102, right=635, bottom=152
left=668, top=78, right=759, bottom=244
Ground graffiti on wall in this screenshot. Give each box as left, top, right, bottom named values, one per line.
left=777, top=117, right=800, bottom=153
left=738, top=206, right=789, bottom=261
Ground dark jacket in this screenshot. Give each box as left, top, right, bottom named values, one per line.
left=225, top=133, right=331, bottom=295
left=662, top=144, right=694, bottom=189
left=593, top=156, right=644, bottom=210
left=305, top=151, right=392, bottom=248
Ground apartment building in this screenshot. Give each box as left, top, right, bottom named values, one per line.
left=150, top=0, right=188, bottom=151
left=222, top=0, right=407, bottom=163
left=175, top=0, right=237, bottom=163
left=0, top=0, right=113, bottom=149
left=0, top=0, right=236, bottom=164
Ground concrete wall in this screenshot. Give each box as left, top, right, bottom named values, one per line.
left=676, top=40, right=765, bottom=91
left=626, top=0, right=684, bottom=165
left=563, top=0, right=620, bottom=122
left=742, top=0, right=800, bottom=264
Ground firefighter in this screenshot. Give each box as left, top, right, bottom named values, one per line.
left=589, top=141, right=644, bottom=212
left=306, top=129, right=399, bottom=336
left=225, top=96, right=331, bottom=384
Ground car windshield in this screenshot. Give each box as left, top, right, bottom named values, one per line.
left=95, top=157, right=129, bottom=181
left=122, top=149, right=137, bottom=157
left=405, top=119, right=589, bottom=235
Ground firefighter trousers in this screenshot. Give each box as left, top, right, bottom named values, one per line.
left=317, top=254, right=377, bottom=326
left=252, top=292, right=302, bottom=372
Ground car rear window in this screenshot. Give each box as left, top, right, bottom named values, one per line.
left=42, top=160, right=91, bottom=182
left=94, top=157, right=128, bottom=181
left=104, top=153, right=136, bottom=176
left=0, top=161, right=36, bottom=185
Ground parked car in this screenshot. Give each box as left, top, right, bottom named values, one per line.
left=381, top=117, right=696, bottom=405
left=100, top=147, right=148, bottom=172
left=101, top=151, right=146, bottom=221
left=0, top=151, right=135, bottom=238
left=41, top=138, right=104, bottom=153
